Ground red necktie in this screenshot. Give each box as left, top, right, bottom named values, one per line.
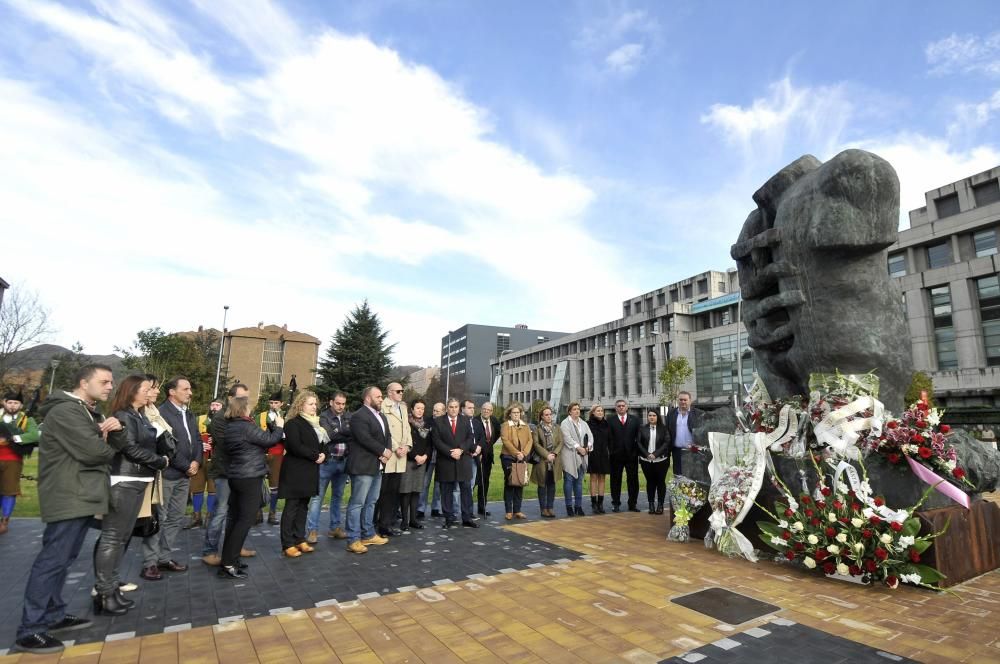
left=451, top=418, right=456, bottom=435
left=620, top=415, right=626, bottom=425
left=485, top=420, right=491, bottom=440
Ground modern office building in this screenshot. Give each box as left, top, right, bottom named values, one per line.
left=494, top=270, right=750, bottom=414
left=441, top=324, right=569, bottom=402
left=889, top=164, right=1000, bottom=419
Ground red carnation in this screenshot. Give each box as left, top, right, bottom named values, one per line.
left=911, top=433, right=925, bottom=444
left=811, top=518, right=822, bottom=527
left=887, top=453, right=901, bottom=464
left=823, top=562, right=836, bottom=575
left=785, top=550, right=796, bottom=561
left=940, top=424, right=951, bottom=434
left=864, top=559, right=878, bottom=573
left=885, top=575, right=899, bottom=589
left=784, top=508, right=794, bottom=517
left=874, top=497, right=885, bottom=507
left=821, top=487, right=832, bottom=497
left=862, top=529, right=873, bottom=539
left=874, top=547, right=888, bottom=561
left=781, top=531, right=792, bottom=540
left=800, top=496, right=812, bottom=505
left=804, top=509, right=814, bottom=517
left=851, top=503, right=862, bottom=512
left=832, top=501, right=843, bottom=510
left=889, top=521, right=903, bottom=532
left=825, top=527, right=836, bottom=538
left=909, top=549, right=920, bottom=563
left=849, top=565, right=862, bottom=576
left=869, top=515, right=881, bottom=524
left=918, top=446, right=933, bottom=459
left=953, top=467, right=966, bottom=480
left=887, top=421, right=898, bottom=429
left=916, top=420, right=926, bottom=429
left=794, top=542, right=805, bottom=552
left=815, top=549, right=828, bottom=561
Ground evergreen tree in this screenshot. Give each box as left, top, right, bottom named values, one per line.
left=314, top=301, right=396, bottom=407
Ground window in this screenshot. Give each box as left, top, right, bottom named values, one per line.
left=697, top=280, right=708, bottom=295
left=974, top=229, right=998, bottom=258
left=935, top=193, right=961, bottom=218
left=670, top=289, right=679, bottom=303
left=623, top=303, right=631, bottom=317
left=927, top=242, right=952, bottom=269
left=638, top=324, right=645, bottom=340
left=259, top=339, right=283, bottom=390
left=626, top=327, right=632, bottom=343
left=888, top=253, right=906, bottom=277
left=930, top=286, right=958, bottom=369
left=683, top=284, right=693, bottom=299
left=652, top=319, right=660, bottom=334
left=496, top=333, right=510, bottom=355
left=537, top=335, right=548, bottom=344
left=978, top=276, right=1000, bottom=366
left=973, top=179, right=1000, bottom=207
left=657, top=293, right=666, bottom=306
left=721, top=308, right=731, bottom=325
left=694, top=334, right=755, bottom=403
left=634, top=301, right=642, bottom=313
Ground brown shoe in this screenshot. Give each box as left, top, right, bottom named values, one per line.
left=306, top=530, right=318, bottom=544
left=140, top=565, right=162, bottom=581
left=505, top=513, right=513, bottom=520
left=283, top=546, right=302, bottom=558
left=346, top=541, right=368, bottom=554
left=328, top=528, right=347, bottom=539
left=267, top=510, right=278, bottom=525
left=240, top=548, right=257, bottom=558
left=201, top=554, right=222, bottom=566
left=157, top=559, right=188, bottom=572
left=297, top=542, right=315, bottom=553
left=0, top=517, right=8, bottom=534
left=359, top=534, right=388, bottom=546
left=182, top=513, right=202, bottom=529
left=514, top=512, right=527, bottom=519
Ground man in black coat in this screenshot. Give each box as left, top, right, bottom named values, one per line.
left=473, top=401, right=500, bottom=517
left=345, top=387, right=392, bottom=554
left=431, top=398, right=477, bottom=528
left=665, top=391, right=704, bottom=475
left=607, top=399, right=641, bottom=512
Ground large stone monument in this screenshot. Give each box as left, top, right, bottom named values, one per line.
left=730, top=149, right=912, bottom=413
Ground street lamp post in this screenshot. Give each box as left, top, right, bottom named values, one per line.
left=213, top=305, right=229, bottom=399
left=444, top=330, right=453, bottom=401
left=48, top=358, right=61, bottom=394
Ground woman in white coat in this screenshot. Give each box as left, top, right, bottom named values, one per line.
left=559, top=403, right=592, bottom=517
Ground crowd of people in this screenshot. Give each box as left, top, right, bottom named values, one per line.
left=0, top=364, right=703, bottom=655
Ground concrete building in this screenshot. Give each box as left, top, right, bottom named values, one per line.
left=494, top=270, right=749, bottom=414
left=405, top=366, right=439, bottom=394
left=219, top=323, right=321, bottom=403
left=0, top=276, right=8, bottom=307
left=441, top=324, right=569, bottom=403
left=889, top=164, right=1000, bottom=419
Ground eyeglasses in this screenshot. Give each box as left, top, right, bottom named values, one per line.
left=392, top=389, right=403, bottom=394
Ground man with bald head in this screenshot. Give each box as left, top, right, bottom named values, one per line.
left=377, top=382, right=411, bottom=536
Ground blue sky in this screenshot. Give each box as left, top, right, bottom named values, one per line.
left=1, top=0, right=999, bottom=368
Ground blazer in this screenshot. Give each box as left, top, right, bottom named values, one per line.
left=277, top=416, right=327, bottom=499
left=666, top=408, right=705, bottom=449
left=476, top=415, right=501, bottom=464
left=431, top=414, right=476, bottom=483
left=638, top=424, right=671, bottom=461
left=158, top=400, right=204, bottom=480
left=608, top=413, right=641, bottom=459
left=348, top=406, right=391, bottom=476
left=380, top=400, right=413, bottom=474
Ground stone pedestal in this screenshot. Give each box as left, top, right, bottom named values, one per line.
left=917, top=498, right=1000, bottom=588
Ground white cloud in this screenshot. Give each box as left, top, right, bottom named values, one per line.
left=926, top=32, right=1000, bottom=77
left=575, top=7, right=659, bottom=77
left=605, top=43, right=644, bottom=74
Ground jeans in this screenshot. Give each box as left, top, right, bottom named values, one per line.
left=280, top=497, right=310, bottom=549
left=440, top=480, right=473, bottom=523
left=142, top=476, right=189, bottom=566
left=418, top=460, right=441, bottom=513
left=537, top=469, right=556, bottom=511
left=610, top=454, right=639, bottom=507
left=95, top=481, right=146, bottom=595
left=18, top=516, right=91, bottom=638
left=501, top=456, right=524, bottom=514
left=564, top=472, right=584, bottom=511
left=672, top=447, right=686, bottom=475
left=221, top=477, right=261, bottom=567
left=306, top=457, right=348, bottom=533
left=203, top=477, right=230, bottom=556
left=346, top=473, right=382, bottom=543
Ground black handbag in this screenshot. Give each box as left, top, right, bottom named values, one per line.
left=132, top=503, right=160, bottom=538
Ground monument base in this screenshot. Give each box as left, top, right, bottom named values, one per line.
left=917, top=497, right=1000, bottom=588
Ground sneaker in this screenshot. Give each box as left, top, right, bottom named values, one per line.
left=359, top=534, right=388, bottom=546
left=13, top=633, right=64, bottom=654
left=307, top=530, right=318, bottom=544
left=327, top=527, right=347, bottom=539
left=346, top=541, right=368, bottom=554
left=48, top=615, right=93, bottom=633
left=202, top=553, right=222, bottom=567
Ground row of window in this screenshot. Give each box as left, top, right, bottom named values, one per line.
left=888, top=228, right=998, bottom=277
left=933, top=178, right=1000, bottom=219
left=259, top=339, right=284, bottom=392
left=623, top=280, right=728, bottom=317
left=929, top=275, right=1000, bottom=369
left=502, top=320, right=669, bottom=371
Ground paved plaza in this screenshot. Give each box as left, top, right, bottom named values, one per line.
left=1, top=496, right=998, bottom=663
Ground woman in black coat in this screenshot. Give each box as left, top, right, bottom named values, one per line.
left=278, top=391, right=327, bottom=557
left=587, top=404, right=611, bottom=514
left=220, top=396, right=284, bottom=579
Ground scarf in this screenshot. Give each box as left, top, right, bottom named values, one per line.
left=301, top=413, right=330, bottom=444
left=145, top=403, right=172, bottom=434
left=409, top=414, right=430, bottom=438
left=540, top=423, right=556, bottom=452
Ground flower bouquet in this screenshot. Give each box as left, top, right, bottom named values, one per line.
left=705, top=431, right=769, bottom=561
left=666, top=476, right=707, bottom=542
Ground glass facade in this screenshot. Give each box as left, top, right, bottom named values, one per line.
left=694, top=334, right=755, bottom=403
left=977, top=276, right=1000, bottom=366
left=930, top=286, right=958, bottom=369
left=974, top=229, right=998, bottom=258
left=259, top=339, right=284, bottom=389
left=888, top=253, right=906, bottom=277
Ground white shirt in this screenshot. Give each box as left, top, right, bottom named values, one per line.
left=648, top=426, right=657, bottom=455
left=367, top=405, right=386, bottom=436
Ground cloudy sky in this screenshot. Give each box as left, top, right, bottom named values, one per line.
left=2, top=0, right=999, bottom=368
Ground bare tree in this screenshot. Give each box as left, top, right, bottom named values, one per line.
left=0, top=286, right=54, bottom=386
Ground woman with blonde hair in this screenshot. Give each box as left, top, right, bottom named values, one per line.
left=531, top=406, right=563, bottom=518
left=587, top=403, right=611, bottom=514
left=278, top=390, right=327, bottom=557
left=500, top=402, right=533, bottom=520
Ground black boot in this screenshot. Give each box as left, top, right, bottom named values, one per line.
left=114, top=588, right=135, bottom=609
left=597, top=496, right=605, bottom=514
left=92, top=592, right=129, bottom=616
left=590, top=496, right=597, bottom=514
left=567, top=507, right=575, bottom=518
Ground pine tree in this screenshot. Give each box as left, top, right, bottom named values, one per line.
left=314, top=301, right=396, bottom=407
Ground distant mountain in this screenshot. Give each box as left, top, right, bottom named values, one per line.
left=6, top=344, right=124, bottom=378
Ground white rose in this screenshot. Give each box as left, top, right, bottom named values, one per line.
left=791, top=521, right=804, bottom=532
left=898, top=535, right=915, bottom=548
left=803, top=557, right=816, bottom=569
left=900, top=573, right=922, bottom=585
left=826, top=544, right=840, bottom=555
left=854, top=542, right=865, bottom=552
left=807, top=534, right=819, bottom=545
left=836, top=533, right=848, bottom=543
left=851, top=517, right=864, bottom=528
left=837, top=481, right=849, bottom=494
left=927, top=412, right=941, bottom=426
left=837, top=563, right=850, bottom=576
left=828, top=512, right=837, bottom=522
left=880, top=533, right=893, bottom=545
left=778, top=520, right=789, bottom=528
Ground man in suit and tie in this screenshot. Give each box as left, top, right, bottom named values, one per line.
left=345, top=387, right=393, bottom=554
left=607, top=399, right=641, bottom=512
left=474, top=401, right=500, bottom=517
left=432, top=398, right=477, bottom=529
left=665, top=391, right=704, bottom=475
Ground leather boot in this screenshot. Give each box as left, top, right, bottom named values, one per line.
left=114, top=588, right=135, bottom=609
left=93, top=591, right=129, bottom=616
left=597, top=496, right=606, bottom=514
left=590, top=496, right=597, bottom=514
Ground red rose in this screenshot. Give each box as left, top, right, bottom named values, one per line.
left=890, top=521, right=903, bottom=532
left=781, top=531, right=792, bottom=540
left=811, top=518, right=822, bottom=527
left=823, top=562, right=836, bottom=575
left=864, top=559, right=878, bottom=572
left=785, top=550, right=796, bottom=561
left=825, top=527, right=836, bottom=538
left=816, top=501, right=826, bottom=510
left=839, top=517, right=850, bottom=524
left=784, top=508, right=794, bottom=517
left=849, top=565, right=862, bottom=576
left=916, top=420, right=926, bottom=429
left=869, top=515, right=882, bottom=524
left=887, top=421, right=898, bottom=429
left=887, top=453, right=901, bottom=464
left=885, top=575, right=899, bottom=589
left=862, top=529, right=873, bottom=539
left=953, top=467, right=966, bottom=480
left=848, top=490, right=856, bottom=498
left=909, top=549, right=920, bottom=563
left=917, top=402, right=930, bottom=412
left=851, top=503, right=862, bottom=512
left=874, top=497, right=885, bottom=507
left=804, top=509, right=814, bottom=517
left=794, top=542, right=805, bottom=552
left=801, top=496, right=812, bottom=505
left=874, top=547, right=888, bottom=561
left=815, top=549, right=828, bottom=561
left=821, top=487, right=832, bottom=497
left=832, top=501, right=843, bottom=510
left=940, top=424, right=951, bottom=434
left=918, top=446, right=933, bottom=459
left=911, top=433, right=925, bottom=444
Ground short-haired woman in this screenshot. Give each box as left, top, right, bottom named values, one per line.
left=638, top=410, right=671, bottom=514
left=531, top=406, right=563, bottom=518
left=560, top=402, right=592, bottom=517
left=220, top=397, right=284, bottom=578
left=500, top=403, right=533, bottom=520
left=587, top=404, right=611, bottom=514
left=278, top=391, right=327, bottom=557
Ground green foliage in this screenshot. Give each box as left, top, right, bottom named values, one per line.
left=658, top=356, right=694, bottom=406
left=313, top=300, right=396, bottom=408
left=905, top=371, right=935, bottom=408
left=50, top=342, right=91, bottom=392
left=530, top=399, right=548, bottom=424
left=256, top=378, right=283, bottom=415
left=116, top=327, right=223, bottom=413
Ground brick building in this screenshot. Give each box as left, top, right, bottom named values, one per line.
left=219, top=323, right=321, bottom=402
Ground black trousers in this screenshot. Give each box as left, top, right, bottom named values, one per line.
left=639, top=460, right=668, bottom=507
left=400, top=492, right=418, bottom=527
left=609, top=454, right=639, bottom=507
left=221, top=477, right=261, bottom=567
left=279, top=497, right=310, bottom=549
left=440, top=480, right=473, bottom=523
left=94, top=481, right=146, bottom=595
left=376, top=472, right=402, bottom=532
left=501, top=457, right=523, bottom=514
left=477, top=458, right=492, bottom=512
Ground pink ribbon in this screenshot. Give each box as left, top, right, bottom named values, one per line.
left=906, top=456, right=970, bottom=509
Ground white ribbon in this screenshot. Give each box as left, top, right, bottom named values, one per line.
left=813, top=396, right=884, bottom=459
left=766, top=404, right=797, bottom=451
left=832, top=460, right=908, bottom=523
left=707, top=432, right=770, bottom=562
